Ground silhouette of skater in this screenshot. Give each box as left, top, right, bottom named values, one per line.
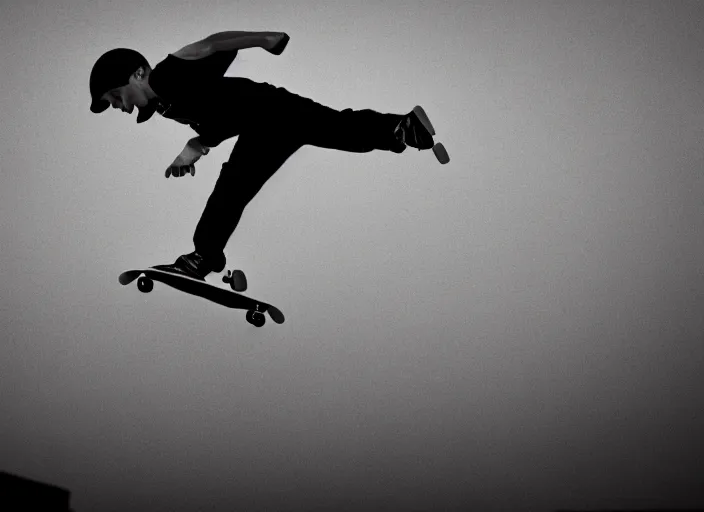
left=89, top=31, right=449, bottom=279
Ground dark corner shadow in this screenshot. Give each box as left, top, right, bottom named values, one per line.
left=554, top=509, right=704, bottom=512
left=0, top=470, right=74, bottom=511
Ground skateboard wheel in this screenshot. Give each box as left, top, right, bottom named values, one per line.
left=246, top=310, right=265, bottom=327
left=229, top=270, right=247, bottom=292
left=137, top=276, right=154, bottom=293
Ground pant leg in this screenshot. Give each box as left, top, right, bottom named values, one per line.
left=193, top=84, right=404, bottom=266
left=274, top=89, right=406, bottom=153
left=193, top=131, right=303, bottom=265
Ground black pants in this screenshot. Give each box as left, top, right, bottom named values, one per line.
left=192, top=79, right=405, bottom=267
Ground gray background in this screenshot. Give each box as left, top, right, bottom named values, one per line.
left=2, top=1, right=703, bottom=511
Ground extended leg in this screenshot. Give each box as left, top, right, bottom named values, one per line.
left=268, top=90, right=405, bottom=153
left=278, top=91, right=449, bottom=162
left=193, top=131, right=303, bottom=270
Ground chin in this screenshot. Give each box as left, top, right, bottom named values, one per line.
left=136, top=103, right=157, bottom=124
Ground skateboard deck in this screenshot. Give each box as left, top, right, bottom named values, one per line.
left=119, top=268, right=284, bottom=327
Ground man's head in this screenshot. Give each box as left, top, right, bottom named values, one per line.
left=89, top=48, right=158, bottom=122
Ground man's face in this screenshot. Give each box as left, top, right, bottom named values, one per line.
left=100, top=71, right=149, bottom=115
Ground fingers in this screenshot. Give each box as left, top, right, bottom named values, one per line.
left=165, top=165, right=196, bottom=178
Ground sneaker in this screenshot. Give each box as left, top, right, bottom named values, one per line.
left=394, top=105, right=436, bottom=150
left=152, top=251, right=223, bottom=281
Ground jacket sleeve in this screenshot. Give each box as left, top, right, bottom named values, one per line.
left=196, top=128, right=231, bottom=148
left=202, top=48, right=239, bottom=76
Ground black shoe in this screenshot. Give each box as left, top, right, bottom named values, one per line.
left=152, top=251, right=222, bottom=281
left=393, top=105, right=436, bottom=150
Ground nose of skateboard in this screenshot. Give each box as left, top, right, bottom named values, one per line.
left=267, top=305, right=285, bottom=324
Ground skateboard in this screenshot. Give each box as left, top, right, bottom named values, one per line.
left=118, top=268, right=284, bottom=327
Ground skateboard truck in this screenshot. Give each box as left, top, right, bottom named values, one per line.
left=222, top=269, right=248, bottom=292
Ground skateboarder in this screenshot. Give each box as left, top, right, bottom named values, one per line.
left=90, top=31, right=448, bottom=281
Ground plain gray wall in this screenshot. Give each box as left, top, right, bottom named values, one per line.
left=2, top=1, right=703, bottom=511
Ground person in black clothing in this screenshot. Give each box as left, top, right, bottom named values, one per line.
left=89, top=31, right=449, bottom=280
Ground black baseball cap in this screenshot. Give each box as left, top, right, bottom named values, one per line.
left=89, top=48, right=149, bottom=114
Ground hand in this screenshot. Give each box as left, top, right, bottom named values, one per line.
left=264, top=32, right=290, bottom=55
left=165, top=139, right=210, bottom=178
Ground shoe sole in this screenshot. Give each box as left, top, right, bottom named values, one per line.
left=151, top=264, right=207, bottom=281
left=412, top=105, right=450, bottom=164
left=412, top=105, right=436, bottom=135
left=432, top=143, right=450, bottom=164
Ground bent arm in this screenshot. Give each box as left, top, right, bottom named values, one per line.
left=206, top=31, right=281, bottom=52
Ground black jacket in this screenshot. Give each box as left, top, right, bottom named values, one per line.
left=147, top=49, right=247, bottom=147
